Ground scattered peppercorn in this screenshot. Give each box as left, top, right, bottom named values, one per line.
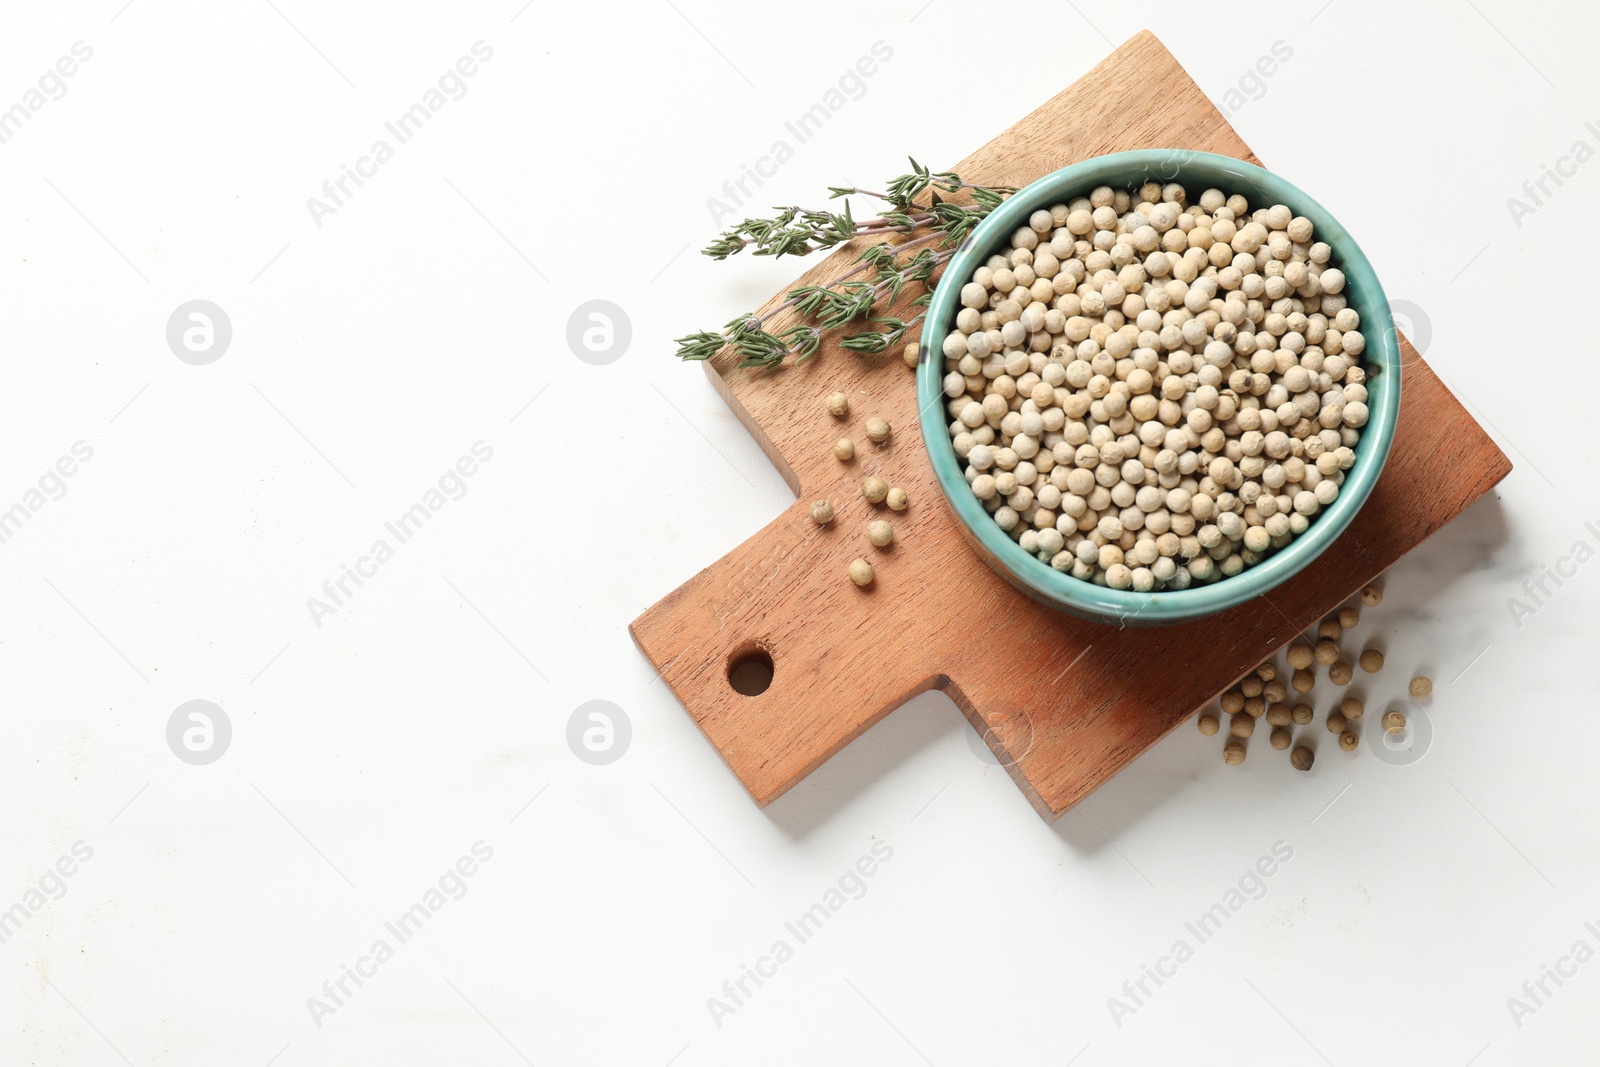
left=885, top=487, right=908, bottom=511
left=1195, top=569, right=1433, bottom=778
left=867, top=519, right=894, bottom=547
left=826, top=392, right=850, bottom=417
left=848, top=558, right=875, bottom=587
left=834, top=438, right=855, bottom=461
left=809, top=500, right=836, bottom=526
left=862, top=476, right=888, bottom=504
left=865, top=417, right=890, bottom=444
left=902, top=342, right=919, bottom=369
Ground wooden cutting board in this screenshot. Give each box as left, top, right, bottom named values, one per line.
left=631, top=30, right=1511, bottom=821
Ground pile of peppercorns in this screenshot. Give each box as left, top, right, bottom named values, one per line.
left=940, top=182, right=1371, bottom=593
left=1197, top=582, right=1433, bottom=771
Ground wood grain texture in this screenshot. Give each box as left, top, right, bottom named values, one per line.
left=631, top=31, right=1511, bottom=820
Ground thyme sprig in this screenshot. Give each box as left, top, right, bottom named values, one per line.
left=678, top=158, right=1014, bottom=369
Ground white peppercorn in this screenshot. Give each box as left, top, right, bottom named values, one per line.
left=944, top=182, right=1370, bottom=590
left=834, top=438, right=855, bottom=461
left=826, top=392, right=849, bottom=417
left=867, top=519, right=894, bottom=547
left=848, top=558, right=874, bottom=587
left=809, top=500, right=835, bottom=526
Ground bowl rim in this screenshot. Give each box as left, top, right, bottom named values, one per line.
left=916, top=149, right=1401, bottom=625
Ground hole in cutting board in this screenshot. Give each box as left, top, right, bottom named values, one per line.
left=727, top=646, right=774, bottom=697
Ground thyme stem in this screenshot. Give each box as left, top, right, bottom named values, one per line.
left=675, top=157, right=1013, bottom=369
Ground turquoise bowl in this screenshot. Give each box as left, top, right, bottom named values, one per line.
left=917, top=150, right=1401, bottom=626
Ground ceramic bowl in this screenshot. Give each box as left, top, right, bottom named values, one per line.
left=917, top=149, right=1400, bottom=625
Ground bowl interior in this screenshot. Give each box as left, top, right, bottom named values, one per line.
left=916, top=150, right=1400, bottom=625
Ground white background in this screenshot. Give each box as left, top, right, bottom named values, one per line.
left=2, top=1, right=1595, bottom=1063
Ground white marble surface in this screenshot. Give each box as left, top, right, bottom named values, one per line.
left=1, top=1, right=1594, bottom=1063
